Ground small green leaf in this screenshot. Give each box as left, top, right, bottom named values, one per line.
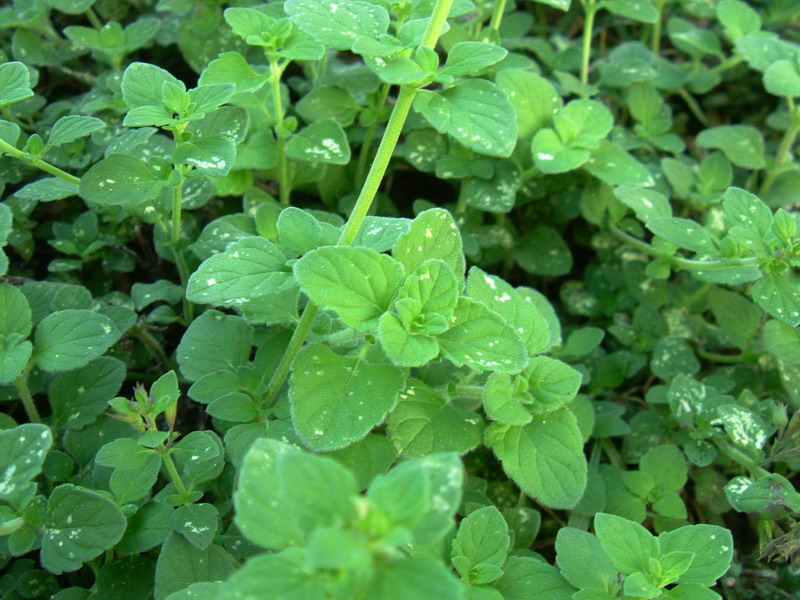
left=437, top=297, right=528, bottom=374
left=763, top=319, right=800, bottom=362
left=486, top=409, right=587, bottom=508
left=393, top=208, right=465, bottom=279
left=659, top=525, right=733, bottom=586
left=441, top=42, right=508, bottom=77
left=366, top=555, right=463, bottom=600
left=614, top=186, right=672, bottom=222
left=173, top=136, right=236, bottom=176
left=531, top=128, right=589, bottom=173
left=515, top=226, right=573, bottom=277
left=122, top=62, right=182, bottom=109
left=752, top=271, right=800, bottom=326
left=0, top=424, right=52, bottom=507
left=594, top=512, right=659, bottom=575
left=285, top=0, right=390, bottom=51
left=234, top=438, right=358, bottom=550
left=526, top=357, right=582, bottom=413
left=218, top=548, right=325, bottom=600
left=640, top=445, right=688, bottom=492
left=386, top=380, right=482, bottom=457
left=716, top=404, right=768, bottom=450
left=696, top=125, right=765, bottom=169
left=173, top=503, right=219, bottom=550
left=452, top=506, right=510, bottom=583
left=176, top=311, right=253, bottom=382
left=295, top=246, right=405, bottom=331
left=556, top=527, right=618, bottom=591
left=285, top=120, right=351, bottom=165
left=80, top=154, right=164, bottom=207
left=46, top=116, right=105, bottom=148
left=290, top=343, right=405, bottom=451
left=154, top=533, right=236, bottom=600
left=495, top=555, right=575, bottom=600
left=414, top=79, right=518, bottom=157
left=41, top=485, right=127, bottom=574
left=15, top=177, right=79, bottom=202
left=585, top=142, right=654, bottom=186
left=0, top=61, right=33, bottom=107
left=96, top=438, right=156, bottom=470
left=495, top=70, right=561, bottom=140
left=646, top=218, right=717, bottom=255
left=34, top=310, right=120, bottom=372
left=764, top=59, right=800, bottom=97
left=187, top=237, right=291, bottom=306
left=601, top=0, right=658, bottom=23
left=0, top=283, right=32, bottom=338
left=717, top=0, right=761, bottom=38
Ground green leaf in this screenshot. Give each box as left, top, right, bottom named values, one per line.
left=285, top=119, right=351, bottom=165
left=466, top=268, right=552, bottom=356
left=640, top=445, right=687, bottom=491
left=495, top=556, right=575, bottom=600
left=0, top=282, right=32, bottom=338
left=462, top=161, right=520, bottom=213
left=278, top=207, right=323, bottom=255
left=173, top=136, right=236, bottom=176
left=614, top=186, right=672, bottom=223
left=0, top=340, right=32, bottom=386
left=154, top=534, right=236, bottom=600
left=659, top=525, right=733, bottom=586
left=717, top=0, right=761, bottom=38
left=34, top=309, right=120, bottom=372
left=41, top=484, right=127, bottom=574
left=484, top=373, right=532, bottom=426
left=187, top=237, right=291, bottom=306
left=594, top=512, right=659, bottom=575
left=716, top=404, right=768, bottom=450
left=646, top=218, right=717, bottom=255
left=173, top=503, right=218, bottom=550
left=122, top=62, right=182, bottom=109
left=752, top=271, right=800, bottom=326
left=495, top=70, right=561, bottom=140
left=486, top=409, right=587, bottom=508
left=601, top=0, right=658, bottom=23
left=515, top=226, right=573, bottom=276
left=764, top=319, right=800, bottom=362
left=764, top=59, right=800, bottom=97
left=452, top=506, right=510, bottom=584
left=725, top=473, right=800, bottom=516
left=96, top=437, right=156, bottom=470
left=723, top=187, right=772, bottom=237
left=696, top=125, right=765, bottom=170
left=0, top=424, right=52, bottom=507
left=365, top=556, right=463, bottom=600
left=110, top=454, right=160, bottom=504
left=554, top=100, right=613, bottom=147
left=437, top=297, right=528, bottom=373
left=289, top=343, right=405, bottom=451
left=46, top=116, right=105, bottom=148
left=556, top=527, right=618, bottom=590
left=176, top=311, right=253, bottom=381
left=442, top=42, right=507, bottom=76
left=585, top=142, right=655, bottom=186
left=15, top=177, right=79, bottom=202
left=386, top=380, right=482, bottom=457
left=393, top=208, right=465, bottom=280
left=295, top=246, right=405, bottom=331
left=285, top=0, right=390, bottom=51
left=80, top=154, right=164, bottom=207
left=525, top=356, right=582, bottom=413
left=414, top=79, right=518, bottom=157
left=0, top=61, right=33, bottom=107
left=218, top=548, right=325, bottom=600
left=296, top=86, right=360, bottom=126
left=651, top=337, right=700, bottom=381
left=378, top=312, right=440, bottom=366
left=531, top=128, right=590, bottom=173
left=234, top=438, right=357, bottom=550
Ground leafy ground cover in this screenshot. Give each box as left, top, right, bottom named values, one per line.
left=0, top=0, right=799, bottom=598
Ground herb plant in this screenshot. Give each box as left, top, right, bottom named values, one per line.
left=0, top=0, right=799, bottom=598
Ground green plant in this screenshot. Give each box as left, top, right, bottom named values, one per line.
left=0, top=0, right=799, bottom=598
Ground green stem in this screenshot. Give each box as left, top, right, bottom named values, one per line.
left=171, top=179, right=193, bottom=323
left=489, top=0, right=508, bottom=32
left=13, top=373, right=41, bottom=424
left=608, top=224, right=760, bottom=271
left=678, top=281, right=712, bottom=308
left=270, top=58, right=291, bottom=205
left=715, top=439, right=770, bottom=478
left=130, top=322, right=170, bottom=370
left=677, top=87, right=709, bottom=127
left=0, top=517, right=25, bottom=536
left=263, top=303, right=319, bottom=405
left=650, top=0, right=666, bottom=54
left=696, top=348, right=749, bottom=364
left=600, top=438, right=625, bottom=470
left=355, top=84, right=391, bottom=186
left=580, top=1, right=598, bottom=87
left=85, top=7, right=103, bottom=29
left=160, top=450, right=190, bottom=501
left=0, top=138, right=81, bottom=185
left=760, top=99, right=800, bottom=197
left=260, top=0, right=455, bottom=404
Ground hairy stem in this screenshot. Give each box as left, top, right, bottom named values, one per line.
left=0, top=138, right=81, bottom=185
left=355, top=84, right=391, bottom=186
left=160, top=450, right=190, bottom=501
left=580, top=1, right=598, bottom=87
left=171, top=179, right=193, bottom=323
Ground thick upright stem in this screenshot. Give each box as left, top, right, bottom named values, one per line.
left=355, top=84, right=391, bottom=186
left=761, top=100, right=800, bottom=197
left=650, top=0, right=666, bottom=54
left=489, top=0, right=508, bottom=32
left=171, top=179, right=193, bottom=322
left=160, top=450, right=190, bottom=502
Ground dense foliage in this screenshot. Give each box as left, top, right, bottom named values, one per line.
left=0, top=0, right=799, bottom=598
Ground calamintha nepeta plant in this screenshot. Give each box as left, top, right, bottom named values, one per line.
left=0, top=0, right=799, bottom=598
